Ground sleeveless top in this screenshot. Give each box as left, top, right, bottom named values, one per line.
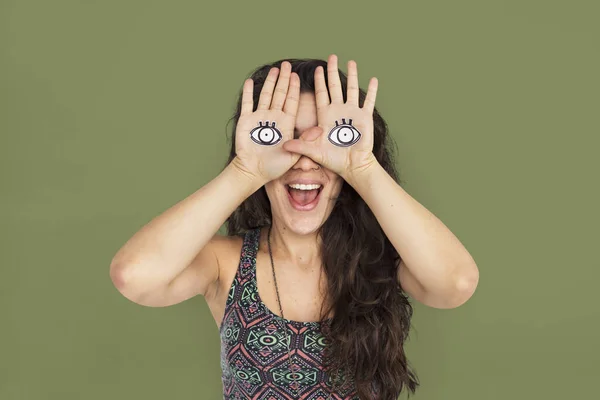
left=219, top=227, right=360, bottom=399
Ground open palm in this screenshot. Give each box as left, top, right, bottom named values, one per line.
left=234, top=62, right=301, bottom=183
left=282, top=55, right=379, bottom=181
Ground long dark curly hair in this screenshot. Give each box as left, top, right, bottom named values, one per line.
left=223, top=58, right=419, bottom=399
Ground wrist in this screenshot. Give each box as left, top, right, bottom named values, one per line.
left=227, top=157, right=268, bottom=195
left=344, top=154, right=380, bottom=187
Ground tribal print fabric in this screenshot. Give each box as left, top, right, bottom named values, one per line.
left=219, top=227, right=359, bottom=399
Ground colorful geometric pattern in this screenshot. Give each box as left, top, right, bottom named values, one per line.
left=219, top=227, right=359, bottom=399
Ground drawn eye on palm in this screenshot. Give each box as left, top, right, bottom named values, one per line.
left=319, top=105, right=373, bottom=153
left=327, top=118, right=361, bottom=147
left=243, top=112, right=295, bottom=149
left=249, top=120, right=283, bottom=145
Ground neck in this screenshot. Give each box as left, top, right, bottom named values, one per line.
left=267, top=222, right=322, bottom=269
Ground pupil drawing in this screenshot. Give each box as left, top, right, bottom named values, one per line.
left=249, top=121, right=283, bottom=146
left=328, top=118, right=361, bottom=147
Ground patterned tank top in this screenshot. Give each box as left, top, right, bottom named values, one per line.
left=219, top=227, right=360, bottom=399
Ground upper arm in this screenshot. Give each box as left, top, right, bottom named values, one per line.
left=129, top=234, right=231, bottom=307
left=396, top=259, right=429, bottom=306
left=397, top=259, right=478, bottom=309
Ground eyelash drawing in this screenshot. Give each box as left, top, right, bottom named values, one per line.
left=249, top=121, right=283, bottom=146
left=328, top=118, right=361, bottom=147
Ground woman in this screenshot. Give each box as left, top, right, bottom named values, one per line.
left=109, top=54, right=479, bottom=399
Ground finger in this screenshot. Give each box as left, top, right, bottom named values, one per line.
left=282, top=138, right=322, bottom=163
left=314, top=66, right=330, bottom=111
left=271, top=61, right=291, bottom=111
left=346, top=60, right=359, bottom=106
left=327, top=54, right=344, bottom=103
left=283, top=72, right=300, bottom=117
left=363, top=77, right=378, bottom=114
left=240, top=79, right=254, bottom=116
left=282, top=126, right=323, bottom=154
left=257, top=67, right=279, bottom=111
left=299, top=126, right=323, bottom=142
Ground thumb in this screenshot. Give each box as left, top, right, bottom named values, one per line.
left=299, top=126, right=323, bottom=142
left=282, top=127, right=323, bottom=161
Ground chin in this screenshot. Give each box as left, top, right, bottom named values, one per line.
left=280, top=215, right=326, bottom=236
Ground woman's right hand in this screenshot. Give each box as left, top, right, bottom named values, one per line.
left=231, top=61, right=301, bottom=184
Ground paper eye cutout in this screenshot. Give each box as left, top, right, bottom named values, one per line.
left=328, top=118, right=361, bottom=147
left=249, top=120, right=283, bottom=146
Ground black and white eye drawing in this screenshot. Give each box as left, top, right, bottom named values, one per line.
left=328, top=118, right=361, bottom=147
left=249, top=121, right=283, bottom=146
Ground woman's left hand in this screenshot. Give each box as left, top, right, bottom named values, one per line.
left=282, top=54, right=379, bottom=182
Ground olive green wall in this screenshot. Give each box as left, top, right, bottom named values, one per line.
left=1, top=0, right=598, bottom=399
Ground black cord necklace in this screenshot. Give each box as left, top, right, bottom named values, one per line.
left=267, top=225, right=340, bottom=399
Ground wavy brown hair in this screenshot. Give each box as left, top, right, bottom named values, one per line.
left=223, top=58, right=419, bottom=399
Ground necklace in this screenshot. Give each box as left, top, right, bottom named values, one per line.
left=267, top=225, right=340, bottom=399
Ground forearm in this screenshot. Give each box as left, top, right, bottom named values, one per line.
left=346, top=161, right=478, bottom=298
left=110, top=158, right=264, bottom=287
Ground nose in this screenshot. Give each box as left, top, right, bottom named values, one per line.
left=292, top=154, right=321, bottom=171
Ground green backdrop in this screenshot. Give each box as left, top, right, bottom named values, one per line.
left=1, top=0, right=598, bottom=399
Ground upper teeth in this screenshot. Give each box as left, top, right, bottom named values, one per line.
left=288, top=183, right=321, bottom=190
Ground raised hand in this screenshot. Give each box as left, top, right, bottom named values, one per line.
left=231, top=61, right=301, bottom=184
left=282, top=55, right=378, bottom=182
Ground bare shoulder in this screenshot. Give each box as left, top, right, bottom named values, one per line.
left=200, top=233, right=245, bottom=327
left=204, top=233, right=244, bottom=301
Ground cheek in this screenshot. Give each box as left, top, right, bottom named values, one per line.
left=329, top=175, right=344, bottom=193
left=264, top=182, right=285, bottom=200
left=332, top=181, right=344, bottom=197
left=263, top=183, right=275, bottom=201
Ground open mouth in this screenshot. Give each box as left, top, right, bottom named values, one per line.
left=286, top=184, right=323, bottom=211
